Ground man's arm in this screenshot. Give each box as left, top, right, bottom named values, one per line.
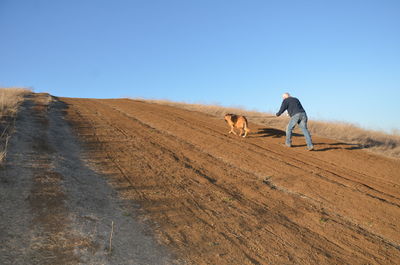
left=276, top=100, right=287, bottom=116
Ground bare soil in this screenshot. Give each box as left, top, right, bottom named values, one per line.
left=62, top=97, right=400, bottom=265
left=0, top=94, right=179, bottom=265
left=1, top=94, right=400, bottom=264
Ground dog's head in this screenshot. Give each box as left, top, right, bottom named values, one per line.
left=224, top=114, right=238, bottom=124
left=224, top=113, right=232, bottom=123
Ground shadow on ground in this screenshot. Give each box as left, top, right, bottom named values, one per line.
left=313, top=142, right=364, bottom=152
left=255, top=128, right=302, bottom=138
left=255, top=128, right=364, bottom=152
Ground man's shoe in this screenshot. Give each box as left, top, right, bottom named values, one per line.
left=307, top=146, right=314, bottom=151
left=285, top=143, right=292, bottom=148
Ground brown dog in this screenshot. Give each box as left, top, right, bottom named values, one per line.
left=224, top=113, right=250, bottom=137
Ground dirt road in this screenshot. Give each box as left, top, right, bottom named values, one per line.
left=0, top=94, right=179, bottom=265
left=58, top=97, right=399, bottom=265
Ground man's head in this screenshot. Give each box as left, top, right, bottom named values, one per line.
left=282, top=92, right=290, bottom=99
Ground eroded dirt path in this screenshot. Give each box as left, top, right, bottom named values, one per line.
left=60, top=97, right=400, bottom=265
left=0, top=94, right=179, bottom=264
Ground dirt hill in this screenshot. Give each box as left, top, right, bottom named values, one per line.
left=1, top=93, right=400, bottom=264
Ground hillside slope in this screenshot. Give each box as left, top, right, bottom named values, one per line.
left=61, top=97, right=400, bottom=265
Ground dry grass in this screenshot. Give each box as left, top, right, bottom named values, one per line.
left=0, top=87, right=32, bottom=163
left=140, top=99, right=400, bottom=159
left=0, top=88, right=31, bottom=118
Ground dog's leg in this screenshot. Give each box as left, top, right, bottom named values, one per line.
left=229, top=125, right=237, bottom=135
left=243, top=124, right=249, bottom=137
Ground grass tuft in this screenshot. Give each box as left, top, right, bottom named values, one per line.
left=0, top=88, right=31, bottom=118
left=0, top=87, right=32, bottom=163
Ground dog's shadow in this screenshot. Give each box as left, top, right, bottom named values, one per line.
left=256, top=128, right=302, bottom=138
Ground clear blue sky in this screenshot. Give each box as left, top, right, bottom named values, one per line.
left=1, top=0, right=399, bottom=132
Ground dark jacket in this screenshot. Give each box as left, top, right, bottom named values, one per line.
left=276, top=97, right=306, bottom=117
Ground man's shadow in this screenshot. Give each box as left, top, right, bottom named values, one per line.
left=255, top=127, right=364, bottom=151
left=313, top=142, right=363, bottom=152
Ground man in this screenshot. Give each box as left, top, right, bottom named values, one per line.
left=276, top=93, right=314, bottom=151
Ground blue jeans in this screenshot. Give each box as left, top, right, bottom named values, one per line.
left=286, top=112, right=313, bottom=148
